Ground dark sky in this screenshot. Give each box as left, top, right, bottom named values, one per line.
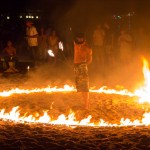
left=0, top=0, right=149, bottom=14
left=0, top=0, right=150, bottom=43
left=0, top=0, right=150, bottom=29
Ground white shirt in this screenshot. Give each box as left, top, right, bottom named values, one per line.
left=26, top=26, right=38, bottom=47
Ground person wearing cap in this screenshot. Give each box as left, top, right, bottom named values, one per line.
left=26, top=21, right=39, bottom=66
left=74, top=33, right=92, bottom=109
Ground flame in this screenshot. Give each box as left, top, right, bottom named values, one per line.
left=0, top=85, right=75, bottom=97
left=0, top=58, right=150, bottom=127
left=59, top=41, right=63, bottom=51
left=134, top=58, right=150, bottom=103
left=0, top=85, right=135, bottom=97
left=91, top=86, right=134, bottom=97
left=27, top=66, right=30, bottom=71
left=0, top=106, right=150, bottom=127
left=48, top=50, right=55, bottom=57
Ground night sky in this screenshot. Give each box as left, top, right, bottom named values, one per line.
left=0, top=0, right=150, bottom=33
left=0, top=0, right=149, bottom=14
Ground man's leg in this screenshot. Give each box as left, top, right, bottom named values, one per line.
left=31, top=46, right=38, bottom=66
left=82, top=92, right=89, bottom=109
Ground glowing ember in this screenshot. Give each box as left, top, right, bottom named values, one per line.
left=134, top=58, right=150, bottom=103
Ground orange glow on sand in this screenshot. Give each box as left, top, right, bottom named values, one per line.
left=0, top=58, right=150, bottom=127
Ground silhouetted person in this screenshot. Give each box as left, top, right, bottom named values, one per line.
left=3, top=40, right=18, bottom=72
left=48, top=29, right=59, bottom=64
left=103, top=23, right=115, bottom=69
left=118, top=29, right=133, bottom=66
left=92, top=24, right=105, bottom=70
left=38, top=26, right=48, bottom=62
left=135, top=27, right=149, bottom=57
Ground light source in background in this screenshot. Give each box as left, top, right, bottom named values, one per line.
left=19, top=16, right=23, bottom=19
left=27, top=66, right=30, bottom=72
left=59, top=41, right=63, bottom=51
left=36, top=16, right=39, bottom=19
left=6, top=16, right=10, bottom=20
left=48, top=50, right=55, bottom=57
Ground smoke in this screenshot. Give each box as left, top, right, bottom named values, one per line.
left=1, top=0, right=149, bottom=91
left=88, top=53, right=145, bottom=91
left=24, top=61, right=75, bottom=88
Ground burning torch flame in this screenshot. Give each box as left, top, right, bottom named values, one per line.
left=48, top=50, right=55, bottom=57
left=59, top=41, right=63, bottom=51
left=27, top=66, right=30, bottom=71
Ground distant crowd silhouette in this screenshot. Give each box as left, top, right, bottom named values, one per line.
left=0, top=19, right=150, bottom=74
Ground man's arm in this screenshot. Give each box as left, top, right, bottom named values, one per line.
left=87, top=48, right=92, bottom=64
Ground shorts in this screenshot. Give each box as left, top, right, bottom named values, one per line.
left=74, top=63, right=89, bottom=92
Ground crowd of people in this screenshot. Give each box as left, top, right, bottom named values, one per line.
left=0, top=19, right=150, bottom=109
left=0, top=19, right=150, bottom=74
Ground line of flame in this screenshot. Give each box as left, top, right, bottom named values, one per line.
left=0, top=106, right=150, bottom=127
left=0, top=58, right=149, bottom=127
left=0, top=85, right=135, bottom=97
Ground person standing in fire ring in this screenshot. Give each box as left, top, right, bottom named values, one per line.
left=74, top=33, right=92, bottom=110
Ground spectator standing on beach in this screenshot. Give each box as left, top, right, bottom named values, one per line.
left=48, top=29, right=59, bottom=64
left=103, top=23, right=115, bottom=69
left=3, top=40, right=18, bottom=72
left=26, top=21, right=39, bottom=66
left=38, top=26, right=48, bottom=62
left=118, top=29, right=133, bottom=66
left=92, top=24, right=105, bottom=69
